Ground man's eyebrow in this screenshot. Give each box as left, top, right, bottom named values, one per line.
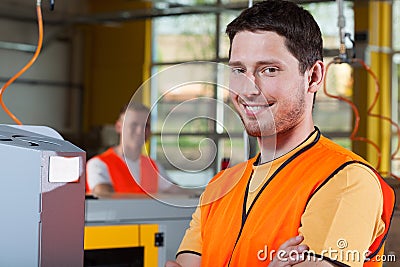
left=255, top=60, right=281, bottom=66
left=228, top=60, right=282, bottom=66
left=228, top=61, right=243, bottom=66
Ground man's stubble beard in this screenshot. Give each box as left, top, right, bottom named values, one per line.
left=241, top=89, right=306, bottom=138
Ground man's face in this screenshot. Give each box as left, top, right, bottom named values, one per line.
left=119, top=110, right=151, bottom=151
left=228, top=31, right=313, bottom=137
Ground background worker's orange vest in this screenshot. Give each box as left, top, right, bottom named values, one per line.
left=93, top=148, right=158, bottom=194
left=200, top=133, right=394, bottom=267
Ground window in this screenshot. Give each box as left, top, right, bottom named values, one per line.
left=305, top=1, right=354, bottom=149
left=151, top=5, right=244, bottom=187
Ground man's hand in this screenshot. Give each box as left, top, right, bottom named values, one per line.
left=164, top=236, right=307, bottom=267
left=92, top=183, right=114, bottom=197
left=165, top=253, right=201, bottom=267
left=165, top=261, right=182, bottom=267
left=269, top=235, right=309, bottom=267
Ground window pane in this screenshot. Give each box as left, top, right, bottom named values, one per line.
left=304, top=2, right=354, bottom=50
left=156, top=0, right=216, bottom=5
left=154, top=135, right=248, bottom=187
left=393, top=134, right=400, bottom=179
left=314, top=57, right=353, bottom=133
left=331, top=138, right=352, bottom=150
left=393, top=0, right=400, bottom=50
left=149, top=61, right=248, bottom=184
left=221, top=100, right=246, bottom=133
left=221, top=0, right=248, bottom=4
left=155, top=98, right=217, bottom=133
left=314, top=101, right=352, bottom=133
left=151, top=64, right=217, bottom=97
left=150, top=63, right=219, bottom=133
left=153, top=14, right=216, bottom=62
left=218, top=137, right=248, bottom=168
left=219, top=12, right=240, bottom=59
left=154, top=134, right=216, bottom=187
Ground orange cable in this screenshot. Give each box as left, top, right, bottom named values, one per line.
left=323, top=60, right=382, bottom=170
left=324, top=58, right=400, bottom=181
left=353, top=58, right=400, bottom=181
left=353, top=59, right=400, bottom=161
left=0, top=4, right=43, bottom=125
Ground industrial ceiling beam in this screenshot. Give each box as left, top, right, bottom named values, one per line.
left=0, top=0, right=338, bottom=25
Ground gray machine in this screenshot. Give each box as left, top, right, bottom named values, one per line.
left=0, top=124, right=85, bottom=267
left=85, top=194, right=198, bottom=266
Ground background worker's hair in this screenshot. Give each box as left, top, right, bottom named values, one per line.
left=119, top=102, right=150, bottom=118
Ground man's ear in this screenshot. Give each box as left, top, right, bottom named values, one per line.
left=307, top=60, right=325, bottom=93
left=115, top=117, right=123, bottom=134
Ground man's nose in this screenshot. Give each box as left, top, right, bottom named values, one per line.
left=134, top=125, right=145, bottom=135
left=230, top=72, right=261, bottom=96
left=242, top=72, right=262, bottom=97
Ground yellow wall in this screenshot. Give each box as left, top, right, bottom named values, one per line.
left=353, top=0, right=392, bottom=175
left=83, top=0, right=152, bottom=131
left=367, top=1, right=392, bottom=176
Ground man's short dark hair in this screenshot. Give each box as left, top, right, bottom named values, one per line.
left=119, top=102, right=150, bottom=118
left=226, top=0, right=323, bottom=73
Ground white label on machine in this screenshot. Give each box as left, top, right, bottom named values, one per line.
left=49, top=156, right=80, bottom=183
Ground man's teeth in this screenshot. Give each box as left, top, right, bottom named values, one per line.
left=245, top=105, right=270, bottom=111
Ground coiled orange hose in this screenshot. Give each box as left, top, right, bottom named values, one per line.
left=324, top=58, right=400, bottom=180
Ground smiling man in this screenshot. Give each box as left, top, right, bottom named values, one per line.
left=166, top=1, right=395, bottom=266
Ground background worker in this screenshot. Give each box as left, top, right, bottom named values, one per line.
left=86, top=102, right=178, bottom=197
left=166, top=0, right=394, bottom=266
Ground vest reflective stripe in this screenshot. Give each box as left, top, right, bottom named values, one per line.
left=200, top=134, right=394, bottom=267
left=96, top=148, right=158, bottom=194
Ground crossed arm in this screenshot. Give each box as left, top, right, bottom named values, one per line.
left=165, top=236, right=336, bottom=267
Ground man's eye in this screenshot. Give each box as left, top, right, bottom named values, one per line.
left=231, top=68, right=245, bottom=74
left=261, top=67, right=278, bottom=74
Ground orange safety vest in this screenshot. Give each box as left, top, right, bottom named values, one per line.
left=200, top=131, right=395, bottom=267
left=88, top=148, right=158, bottom=194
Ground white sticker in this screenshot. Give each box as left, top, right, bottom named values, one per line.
left=49, top=156, right=80, bottom=183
